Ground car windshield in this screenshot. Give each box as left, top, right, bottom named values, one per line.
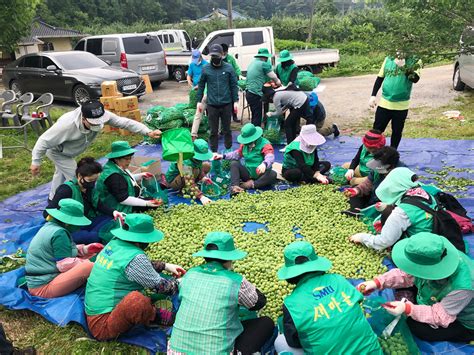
left=123, top=36, right=162, bottom=54
left=53, top=53, right=107, bottom=70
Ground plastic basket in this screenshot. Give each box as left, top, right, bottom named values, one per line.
left=263, top=114, right=284, bottom=144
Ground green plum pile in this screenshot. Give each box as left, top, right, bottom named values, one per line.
left=423, top=167, right=473, bottom=198
left=379, top=333, right=411, bottom=355
left=147, top=184, right=386, bottom=320
left=0, top=248, right=25, bottom=273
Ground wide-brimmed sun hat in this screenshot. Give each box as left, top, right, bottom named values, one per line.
left=278, top=50, right=294, bottom=63
left=392, top=232, right=460, bottom=280
left=81, top=101, right=109, bottom=125
left=111, top=214, right=164, bottom=243
left=255, top=48, right=271, bottom=58
left=299, top=125, right=326, bottom=146
left=46, top=198, right=91, bottom=226
left=193, top=231, right=247, bottom=261
left=105, top=141, right=137, bottom=159
left=237, top=123, right=263, bottom=145
left=193, top=138, right=213, bottom=161
left=277, top=241, right=332, bottom=280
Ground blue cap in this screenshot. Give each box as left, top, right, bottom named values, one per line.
left=191, top=49, right=201, bottom=64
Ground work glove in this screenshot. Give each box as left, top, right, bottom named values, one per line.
left=113, top=211, right=125, bottom=225
left=383, top=301, right=408, bottom=316
left=356, top=280, right=379, bottom=295
left=368, top=96, right=377, bottom=110
left=256, top=163, right=266, bottom=175
left=197, top=102, right=204, bottom=113
left=146, top=199, right=163, bottom=207
left=164, top=263, right=186, bottom=277
left=373, top=220, right=383, bottom=233
left=343, top=187, right=359, bottom=198
left=315, top=172, right=329, bottom=184
left=86, top=243, right=104, bottom=254
left=349, top=233, right=368, bottom=244
left=233, top=103, right=239, bottom=115
left=375, top=202, right=388, bottom=212
left=200, top=195, right=212, bottom=205
left=201, top=177, right=213, bottom=185
left=142, top=172, right=154, bottom=179
left=394, top=58, right=406, bottom=67
left=345, top=169, right=355, bottom=181
left=213, top=153, right=223, bottom=160
left=148, top=130, right=162, bottom=139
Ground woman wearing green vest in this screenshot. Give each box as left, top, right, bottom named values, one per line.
left=169, top=231, right=274, bottom=354
left=44, top=157, right=125, bottom=245
left=274, top=241, right=382, bottom=354
left=26, top=199, right=104, bottom=298
left=275, top=50, right=299, bottom=89
left=369, top=52, right=421, bottom=149
left=165, top=138, right=213, bottom=205
left=214, top=123, right=277, bottom=196
left=282, top=124, right=330, bottom=184
left=357, top=232, right=474, bottom=342
left=85, top=214, right=183, bottom=341
left=95, top=141, right=162, bottom=214
left=342, top=129, right=386, bottom=186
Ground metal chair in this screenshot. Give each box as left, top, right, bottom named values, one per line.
left=20, top=93, right=54, bottom=135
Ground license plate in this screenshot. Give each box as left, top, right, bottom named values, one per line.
left=122, top=84, right=137, bottom=90
left=142, top=65, right=156, bottom=71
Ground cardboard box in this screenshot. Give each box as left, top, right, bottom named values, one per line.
left=117, top=109, right=142, bottom=122
left=100, top=96, right=118, bottom=110
left=101, top=81, right=119, bottom=97
left=130, top=156, right=161, bottom=177
left=141, top=75, right=153, bottom=94
left=114, top=96, right=138, bottom=112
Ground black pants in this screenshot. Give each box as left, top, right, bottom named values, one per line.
left=282, top=161, right=331, bottom=183
left=407, top=318, right=474, bottom=343
left=234, top=317, right=275, bottom=354
left=230, top=161, right=277, bottom=189
left=246, top=91, right=263, bottom=127
left=0, top=324, right=14, bottom=355
left=349, top=194, right=372, bottom=212
left=285, top=99, right=311, bottom=144
left=373, top=106, right=408, bottom=149
left=207, top=103, right=233, bottom=152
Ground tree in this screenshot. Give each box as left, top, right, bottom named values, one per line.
left=0, top=0, right=41, bottom=52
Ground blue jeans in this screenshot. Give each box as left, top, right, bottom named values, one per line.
left=72, top=215, right=113, bottom=244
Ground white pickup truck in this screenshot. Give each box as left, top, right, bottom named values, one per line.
left=165, top=27, right=340, bottom=81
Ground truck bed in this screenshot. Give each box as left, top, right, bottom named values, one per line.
left=166, top=51, right=192, bottom=66
left=289, top=48, right=340, bottom=66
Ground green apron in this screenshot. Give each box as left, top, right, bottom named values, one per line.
left=415, top=252, right=474, bottom=329
left=382, top=56, right=417, bottom=102
left=359, top=145, right=374, bottom=177
left=64, top=179, right=98, bottom=219
left=170, top=262, right=243, bottom=354
left=243, top=137, right=270, bottom=179
left=276, top=63, right=299, bottom=86
left=95, top=161, right=137, bottom=214
left=283, top=140, right=315, bottom=170
left=399, top=193, right=438, bottom=237
left=284, top=273, right=382, bottom=354
left=85, top=238, right=144, bottom=315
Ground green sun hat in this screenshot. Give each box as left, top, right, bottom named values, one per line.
left=46, top=198, right=91, bottom=226
left=193, top=138, right=213, bottom=161
left=237, top=123, right=263, bottom=145
left=105, top=141, right=137, bottom=159
left=255, top=48, right=272, bottom=58
left=375, top=167, right=419, bottom=205
left=111, top=214, right=164, bottom=243
left=277, top=241, right=332, bottom=280
left=193, top=232, right=247, bottom=261
left=278, top=50, right=294, bottom=63
left=391, top=232, right=460, bottom=280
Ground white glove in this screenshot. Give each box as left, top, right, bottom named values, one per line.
left=368, top=96, right=377, bottom=110
left=349, top=233, right=369, bottom=244
left=256, top=163, right=266, bottom=175
left=314, top=172, right=329, bottom=184
left=394, top=58, right=406, bottom=67
left=164, top=263, right=186, bottom=277
left=200, top=195, right=212, bottom=205
left=345, top=169, right=355, bottom=181
left=383, top=301, right=406, bottom=316
left=197, top=102, right=204, bottom=113
left=356, top=280, right=379, bottom=295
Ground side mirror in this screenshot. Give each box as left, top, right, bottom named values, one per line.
left=46, top=65, right=61, bottom=73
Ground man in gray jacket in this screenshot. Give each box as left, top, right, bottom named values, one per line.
left=30, top=101, right=161, bottom=200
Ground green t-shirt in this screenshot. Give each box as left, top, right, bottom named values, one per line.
left=246, top=58, right=272, bottom=96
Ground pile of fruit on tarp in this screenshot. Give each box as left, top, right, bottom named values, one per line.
left=147, top=184, right=387, bottom=320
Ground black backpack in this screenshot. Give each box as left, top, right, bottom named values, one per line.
left=434, top=191, right=469, bottom=218
left=401, top=196, right=466, bottom=253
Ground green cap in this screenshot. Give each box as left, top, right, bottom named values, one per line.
left=193, top=138, right=213, bottom=161
left=193, top=232, right=247, bottom=261
left=237, top=123, right=263, bottom=145
left=392, top=232, right=460, bottom=280
left=111, top=214, right=164, bottom=243
left=375, top=167, right=419, bottom=205
left=105, top=141, right=137, bottom=159
left=277, top=241, right=332, bottom=280
left=46, top=198, right=91, bottom=226
left=255, top=48, right=272, bottom=58
left=278, top=50, right=294, bottom=63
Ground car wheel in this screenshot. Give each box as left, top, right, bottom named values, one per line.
left=453, top=66, right=465, bottom=91
left=173, top=67, right=185, bottom=82
left=154, top=81, right=162, bottom=88
left=10, top=80, right=22, bottom=96
left=73, top=84, right=91, bottom=106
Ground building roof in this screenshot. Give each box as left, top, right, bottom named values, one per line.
left=18, top=18, right=84, bottom=45
left=198, top=8, right=248, bottom=21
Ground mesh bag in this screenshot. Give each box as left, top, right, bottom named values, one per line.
left=329, top=166, right=348, bottom=185
left=263, top=114, right=284, bottom=144
left=158, top=119, right=183, bottom=130
left=174, top=103, right=189, bottom=112
left=360, top=205, right=381, bottom=234
left=160, top=107, right=185, bottom=123
left=297, top=71, right=321, bottom=91
left=140, top=175, right=169, bottom=204
left=161, top=128, right=194, bottom=162
left=183, top=109, right=196, bottom=126
left=188, top=89, right=198, bottom=109
left=200, top=180, right=222, bottom=199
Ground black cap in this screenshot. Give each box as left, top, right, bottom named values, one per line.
left=81, top=101, right=107, bottom=123
left=209, top=44, right=223, bottom=57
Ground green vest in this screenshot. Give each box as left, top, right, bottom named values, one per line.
left=415, top=252, right=474, bottom=329
left=64, top=179, right=98, bottom=219
left=359, top=146, right=374, bottom=177
left=170, top=262, right=243, bottom=354
left=85, top=238, right=144, bottom=315
left=399, top=193, right=437, bottom=237
left=283, top=140, right=315, bottom=169
left=165, top=159, right=202, bottom=184
left=25, top=221, right=78, bottom=289
left=284, top=273, right=382, bottom=354
left=95, top=161, right=136, bottom=214
left=276, top=63, right=299, bottom=86
left=382, top=57, right=417, bottom=102
left=243, top=137, right=270, bottom=179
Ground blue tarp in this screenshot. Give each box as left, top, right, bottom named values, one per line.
left=0, top=135, right=473, bottom=354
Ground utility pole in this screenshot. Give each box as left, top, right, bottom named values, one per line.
left=227, top=0, right=233, bottom=29
left=306, top=0, right=316, bottom=49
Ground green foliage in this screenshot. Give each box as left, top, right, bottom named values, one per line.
left=275, top=39, right=316, bottom=51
